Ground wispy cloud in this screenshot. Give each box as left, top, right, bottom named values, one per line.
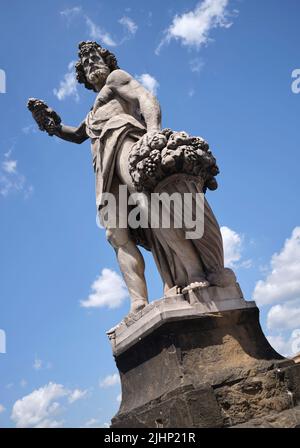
left=53, top=61, right=79, bottom=102
left=85, top=16, right=117, bottom=47
left=33, top=356, right=52, bottom=371
left=0, top=404, right=5, bottom=413
left=189, top=57, right=205, bottom=73
left=80, top=268, right=129, bottom=309
left=2, top=159, right=17, bottom=174
left=118, top=16, right=138, bottom=35
left=68, top=388, right=88, bottom=404
left=60, top=6, right=82, bottom=25
left=99, top=373, right=120, bottom=388
left=0, top=149, right=33, bottom=199
left=156, top=0, right=236, bottom=54
left=60, top=8, right=137, bottom=47
left=22, top=124, right=37, bottom=135
left=136, top=73, right=159, bottom=96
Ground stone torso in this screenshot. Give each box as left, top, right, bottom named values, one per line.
left=86, top=90, right=144, bottom=138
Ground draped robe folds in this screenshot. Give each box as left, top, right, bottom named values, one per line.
left=85, top=108, right=226, bottom=292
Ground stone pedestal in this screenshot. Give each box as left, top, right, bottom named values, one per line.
left=107, top=284, right=300, bottom=428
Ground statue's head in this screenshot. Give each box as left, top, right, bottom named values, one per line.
left=75, top=41, right=119, bottom=92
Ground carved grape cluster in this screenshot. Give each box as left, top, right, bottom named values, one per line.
left=27, top=98, right=61, bottom=135
left=129, top=128, right=219, bottom=192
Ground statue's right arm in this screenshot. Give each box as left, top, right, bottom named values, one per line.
left=54, top=121, right=89, bottom=144
left=29, top=101, right=88, bottom=144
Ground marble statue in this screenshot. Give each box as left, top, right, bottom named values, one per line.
left=28, top=41, right=235, bottom=314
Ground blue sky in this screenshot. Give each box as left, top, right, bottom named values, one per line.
left=0, top=0, right=300, bottom=428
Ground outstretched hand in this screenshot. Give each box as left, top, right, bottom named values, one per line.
left=27, top=98, right=62, bottom=136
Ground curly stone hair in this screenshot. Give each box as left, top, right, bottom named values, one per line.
left=75, top=41, right=119, bottom=91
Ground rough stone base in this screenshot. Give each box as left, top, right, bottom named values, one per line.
left=112, top=362, right=300, bottom=428
left=109, top=301, right=300, bottom=428
left=232, top=405, right=300, bottom=428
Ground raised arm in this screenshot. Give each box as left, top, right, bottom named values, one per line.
left=27, top=98, right=88, bottom=144
left=106, top=70, right=161, bottom=132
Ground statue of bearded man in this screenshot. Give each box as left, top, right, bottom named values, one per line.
left=28, top=41, right=234, bottom=315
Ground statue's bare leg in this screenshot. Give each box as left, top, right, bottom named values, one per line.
left=106, top=228, right=148, bottom=313
left=105, top=176, right=148, bottom=314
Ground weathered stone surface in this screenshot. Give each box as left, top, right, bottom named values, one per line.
left=232, top=405, right=300, bottom=428
left=110, top=305, right=300, bottom=428
left=214, top=364, right=299, bottom=426
left=112, top=385, right=224, bottom=428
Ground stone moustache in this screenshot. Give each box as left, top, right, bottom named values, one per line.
left=129, top=128, right=219, bottom=193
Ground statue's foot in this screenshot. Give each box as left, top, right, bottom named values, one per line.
left=182, top=280, right=210, bottom=293
left=130, top=298, right=148, bottom=314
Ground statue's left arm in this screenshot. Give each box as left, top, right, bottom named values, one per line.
left=106, top=70, right=161, bottom=132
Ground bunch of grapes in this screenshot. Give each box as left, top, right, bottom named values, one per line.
left=191, top=137, right=210, bottom=153
left=144, top=159, right=157, bottom=177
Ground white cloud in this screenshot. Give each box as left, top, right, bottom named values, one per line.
left=156, top=0, right=235, bottom=54
left=53, top=61, right=79, bottom=102
left=68, top=388, right=87, bottom=404
left=60, top=8, right=136, bottom=47
left=80, top=268, right=129, bottom=309
left=0, top=151, right=33, bottom=198
left=136, top=73, right=159, bottom=96
left=267, top=302, right=300, bottom=331
left=221, top=226, right=242, bottom=268
left=188, top=88, right=195, bottom=97
left=253, top=227, right=300, bottom=306
left=60, top=6, right=82, bottom=25
left=11, top=383, right=68, bottom=428
left=85, top=16, right=117, bottom=47
left=11, top=382, right=88, bottom=428
left=117, top=393, right=122, bottom=403
left=0, top=404, right=5, bottom=413
left=267, top=330, right=300, bottom=357
left=253, top=228, right=300, bottom=359
left=99, top=373, right=120, bottom=388
left=2, top=159, right=17, bottom=174
left=119, top=16, right=138, bottom=35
